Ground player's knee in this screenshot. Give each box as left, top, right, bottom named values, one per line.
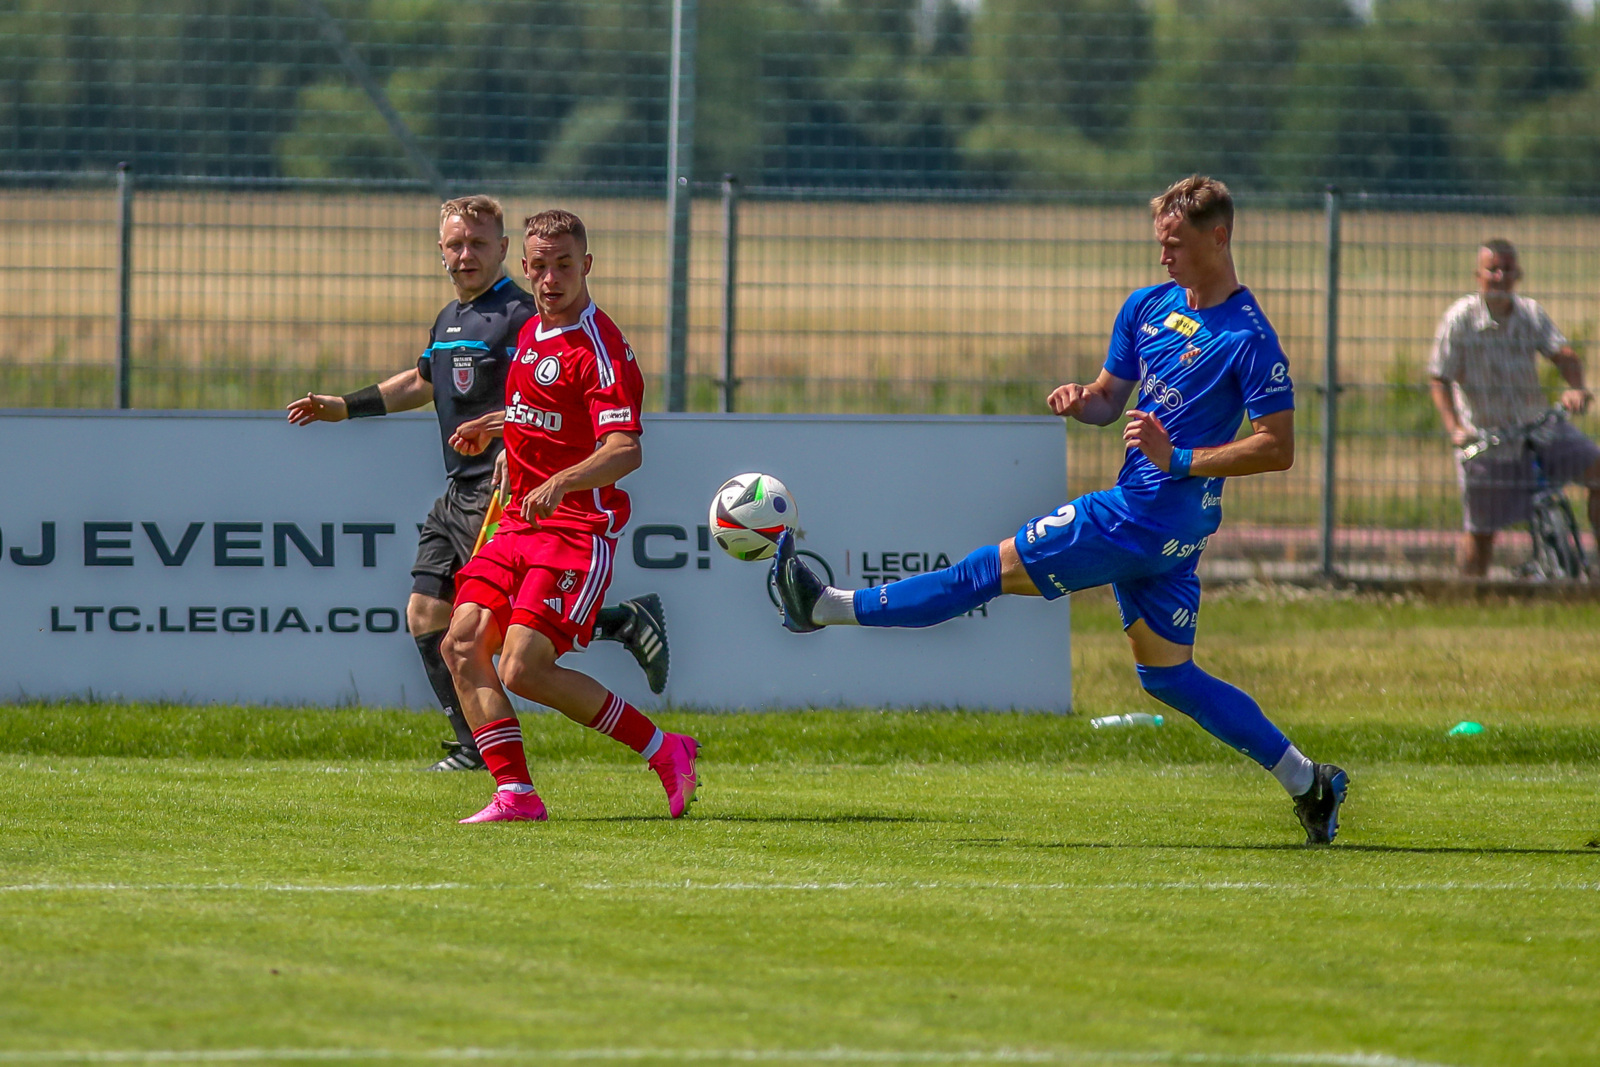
left=1136, top=661, right=1183, bottom=697
left=439, top=628, right=473, bottom=676
left=497, top=652, right=558, bottom=702
left=440, top=608, right=492, bottom=675
left=406, top=593, right=451, bottom=637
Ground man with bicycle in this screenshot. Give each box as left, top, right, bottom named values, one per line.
left=1429, top=238, right=1599, bottom=577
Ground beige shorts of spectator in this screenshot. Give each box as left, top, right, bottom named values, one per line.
left=1457, top=419, right=1600, bottom=533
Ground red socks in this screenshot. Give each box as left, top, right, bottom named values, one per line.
left=471, top=717, right=532, bottom=790
left=473, top=697, right=658, bottom=791
left=588, top=692, right=663, bottom=757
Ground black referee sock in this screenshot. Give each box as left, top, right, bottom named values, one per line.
left=415, top=630, right=479, bottom=752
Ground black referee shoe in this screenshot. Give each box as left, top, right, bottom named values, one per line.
left=1292, top=763, right=1349, bottom=845
left=603, top=594, right=671, bottom=695
left=426, top=740, right=485, bottom=772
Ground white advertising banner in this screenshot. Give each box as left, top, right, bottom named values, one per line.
left=0, top=411, right=1070, bottom=711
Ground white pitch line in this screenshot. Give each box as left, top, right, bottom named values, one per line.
left=0, top=1049, right=1465, bottom=1067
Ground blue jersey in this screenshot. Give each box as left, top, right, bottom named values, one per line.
left=1101, top=282, right=1294, bottom=536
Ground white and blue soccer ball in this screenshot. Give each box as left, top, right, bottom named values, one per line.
left=709, top=472, right=797, bottom=561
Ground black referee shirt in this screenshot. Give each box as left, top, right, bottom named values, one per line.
left=416, top=274, right=536, bottom=481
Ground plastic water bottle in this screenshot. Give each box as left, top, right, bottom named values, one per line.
left=1090, top=713, right=1164, bottom=729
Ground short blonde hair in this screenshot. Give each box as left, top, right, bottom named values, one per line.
left=524, top=209, right=587, bottom=251
left=1151, top=175, right=1234, bottom=236
left=439, top=195, right=505, bottom=233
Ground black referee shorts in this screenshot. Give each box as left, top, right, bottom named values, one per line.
left=411, top=472, right=495, bottom=602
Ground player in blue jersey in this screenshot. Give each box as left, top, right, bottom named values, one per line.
left=772, top=175, right=1348, bottom=845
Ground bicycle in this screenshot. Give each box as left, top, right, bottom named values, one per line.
left=1459, top=407, right=1590, bottom=581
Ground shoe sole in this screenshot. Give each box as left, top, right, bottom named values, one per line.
left=774, top=536, right=822, bottom=634
left=675, top=738, right=700, bottom=818
left=425, top=758, right=486, bottom=772
left=1322, top=768, right=1349, bottom=843
left=1304, top=769, right=1349, bottom=846
left=631, top=594, right=670, bottom=694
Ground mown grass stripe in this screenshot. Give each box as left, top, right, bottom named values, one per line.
left=2, top=881, right=1595, bottom=894
left=0, top=1049, right=1462, bottom=1067
left=0, top=884, right=464, bottom=893
left=3, top=704, right=1599, bottom=765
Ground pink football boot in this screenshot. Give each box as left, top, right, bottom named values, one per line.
left=459, top=789, right=549, bottom=824
left=648, top=733, right=700, bottom=818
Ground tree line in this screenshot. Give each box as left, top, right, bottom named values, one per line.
left=3, top=0, right=1598, bottom=196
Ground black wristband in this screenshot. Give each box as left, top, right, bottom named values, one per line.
left=342, top=384, right=386, bottom=418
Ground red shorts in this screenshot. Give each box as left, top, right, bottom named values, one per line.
left=453, top=525, right=616, bottom=655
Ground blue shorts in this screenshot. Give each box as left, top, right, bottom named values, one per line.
left=1013, top=490, right=1209, bottom=645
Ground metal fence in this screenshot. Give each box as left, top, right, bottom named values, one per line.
left=4, top=173, right=1598, bottom=580
left=6, top=1, right=1600, bottom=197
left=7, top=1, right=1600, bottom=580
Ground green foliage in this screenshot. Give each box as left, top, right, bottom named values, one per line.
left=1130, top=0, right=1360, bottom=190
left=6, top=0, right=1600, bottom=192
left=1265, top=33, right=1460, bottom=194
left=1373, top=0, right=1586, bottom=190
left=1505, top=83, right=1600, bottom=198
left=962, top=0, right=1150, bottom=190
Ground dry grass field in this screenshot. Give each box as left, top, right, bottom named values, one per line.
left=3, top=187, right=1596, bottom=538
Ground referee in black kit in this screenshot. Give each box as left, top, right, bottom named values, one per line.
left=288, top=195, right=668, bottom=771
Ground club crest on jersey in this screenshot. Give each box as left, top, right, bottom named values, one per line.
left=1180, top=345, right=1202, bottom=366
left=557, top=569, right=578, bottom=593
left=535, top=355, right=561, bottom=385
left=452, top=353, right=475, bottom=393
left=1164, top=311, right=1201, bottom=338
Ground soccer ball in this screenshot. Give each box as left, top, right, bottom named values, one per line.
left=709, top=472, right=797, bottom=561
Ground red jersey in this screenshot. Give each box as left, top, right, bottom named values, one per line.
left=499, top=301, right=645, bottom=537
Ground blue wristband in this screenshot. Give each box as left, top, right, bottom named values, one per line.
left=1169, top=448, right=1193, bottom=478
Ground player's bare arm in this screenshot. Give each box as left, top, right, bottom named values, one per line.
left=490, top=449, right=508, bottom=494
left=286, top=367, right=433, bottom=425
left=1429, top=376, right=1474, bottom=446
left=1124, top=407, right=1293, bottom=477
left=519, top=431, right=642, bottom=524
left=448, top=409, right=506, bottom=455
left=1047, top=370, right=1137, bottom=426
left=1547, top=345, right=1593, bottom=414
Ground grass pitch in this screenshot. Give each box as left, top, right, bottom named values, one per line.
left=2, top=590, right=1599, bottom=1067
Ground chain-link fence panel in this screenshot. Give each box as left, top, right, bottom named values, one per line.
left=7, top=0, right=1600, bottom=582
left=7, top=177, right=1600, bottom=579
left=5, top=2, right=1600, bottom=195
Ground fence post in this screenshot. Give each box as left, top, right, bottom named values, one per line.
left=662, top=0, right=697, bottom=412
left=1320, top=186, right=1342, bottom=579
left=718, top=173, right=739, bottom=413
left=115, top=162, right=133, bottom=410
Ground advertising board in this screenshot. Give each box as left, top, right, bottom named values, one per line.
left=0, top=412, right=1070, bottom=711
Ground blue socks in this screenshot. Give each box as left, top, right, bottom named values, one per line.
left=852, top=545, right=1003, bottom=628
left=1135, top=661, right=1292, bottom=770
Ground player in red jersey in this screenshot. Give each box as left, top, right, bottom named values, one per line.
left=441, top=209, right=699, bottom=823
